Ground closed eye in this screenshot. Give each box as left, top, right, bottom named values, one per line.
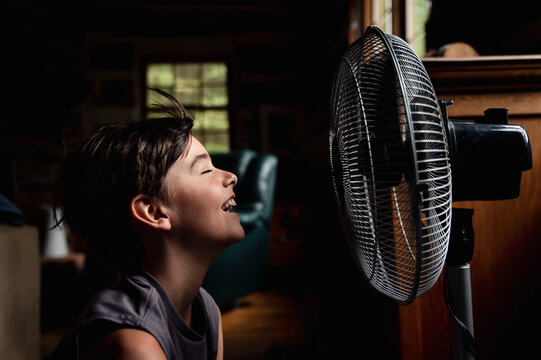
left=201, top=169, right=213, bottom=174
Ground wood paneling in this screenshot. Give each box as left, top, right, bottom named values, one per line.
left=397, top=56, right=541, bottom=359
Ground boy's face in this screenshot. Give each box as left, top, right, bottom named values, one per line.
left=160, top=136, right=245, bottom=249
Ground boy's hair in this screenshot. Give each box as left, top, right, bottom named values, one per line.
left=54, top=89, right=193, bottom=275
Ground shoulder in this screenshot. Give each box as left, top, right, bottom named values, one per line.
left=198, top=287, right=220, bottom=327
left=83, top=328, right=166, bottom=360
left=81, top=274, right=159, bottom=326
left=198, top=287, right=218, bottom=315
left=198, top=288, right=222, bottom=359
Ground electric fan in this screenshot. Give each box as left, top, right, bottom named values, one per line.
left=329, top=26, right=532, bottom=359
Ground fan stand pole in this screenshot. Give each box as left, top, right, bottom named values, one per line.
left=446, top=208, right=476, bottom=360
left=447, top=265, right=475, bottom=360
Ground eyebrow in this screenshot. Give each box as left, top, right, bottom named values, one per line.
left=190, top=153, right=210, bottom=170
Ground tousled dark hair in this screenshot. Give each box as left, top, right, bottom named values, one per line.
left=54, top=89, right=193, bottom=276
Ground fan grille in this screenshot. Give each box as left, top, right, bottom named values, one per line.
left=330, top=26, right=452, bottom=304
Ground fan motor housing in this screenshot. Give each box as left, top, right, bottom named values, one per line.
left=441, top=102, right=533, bottom=201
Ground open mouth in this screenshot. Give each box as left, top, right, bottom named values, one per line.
left=222, top=198, right=237, bottom=212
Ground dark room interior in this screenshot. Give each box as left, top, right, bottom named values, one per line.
left=2, top=1, right=540, bottom=359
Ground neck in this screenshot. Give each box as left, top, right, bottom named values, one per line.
left=143, top=240, right=214, bottom=327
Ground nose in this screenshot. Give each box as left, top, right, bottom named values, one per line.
left=222, top=169, right=237, bottom=187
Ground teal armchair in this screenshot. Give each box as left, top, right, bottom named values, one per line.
left=203, top=149, right=278, bottom=309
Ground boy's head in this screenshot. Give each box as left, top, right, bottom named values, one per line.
left=55, top=90, right=193, bottom=274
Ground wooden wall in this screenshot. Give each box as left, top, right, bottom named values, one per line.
left=397, top=55, right=541, bottom=359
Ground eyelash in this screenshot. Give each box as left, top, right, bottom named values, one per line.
left=202, top=169, right=213, bottom=174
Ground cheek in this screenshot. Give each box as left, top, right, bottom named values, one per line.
left=185, top=186, right=217, bottom=213
left=172, top=184, right=218, bottom=222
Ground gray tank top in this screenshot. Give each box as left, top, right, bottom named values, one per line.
left=52, top=271, right=219, bottom=360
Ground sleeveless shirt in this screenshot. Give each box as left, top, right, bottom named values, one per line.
left=52, top=271, right=220, bottom=360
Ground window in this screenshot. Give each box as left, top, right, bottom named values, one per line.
left=353, top=0, right=431, bottom=57
left=146, top=62, right=230, bottom=153
left=372, top=0, right=394, bottom=34
left=405, top=0, right=431, bottom=56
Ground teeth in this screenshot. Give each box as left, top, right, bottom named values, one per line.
left=222, top=199, right=237, bottom=212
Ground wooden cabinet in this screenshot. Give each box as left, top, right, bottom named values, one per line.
left=397, top=55, right=541, bottom=359
left=0, top=225, right=40, bottom=360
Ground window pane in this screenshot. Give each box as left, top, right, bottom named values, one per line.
left=192, top=110, right=207, bottom=130
left=175, top=76, right=201, bottom=91
left=202, top=86, right=228, bottom=106
left=176, top=63, right=200, bottom=80
left=147, top=64, right=175, bottom=87
left=203, top=63, right=227, bottom=82
left=176, top=87, right=200, bottom=106
left=192, top=110, right=228, bottom=129
left=175, top=64, right=201, bottom=91
left=203, top=110, right=228, bottom=130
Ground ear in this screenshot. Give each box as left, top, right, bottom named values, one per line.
left=130, top=194, right=171, bottom=231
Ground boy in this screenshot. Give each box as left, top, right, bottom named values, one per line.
left=52, top=89, right=244, bottom=359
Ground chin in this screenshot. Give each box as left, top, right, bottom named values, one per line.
left=230, top=227, right=245, bottom=244
left=227, top=213, right=245, bottom=242
left=217, top=222, right=245, bottom=246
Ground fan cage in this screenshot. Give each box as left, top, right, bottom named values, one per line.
left=330, top=26, right=452, bottom=304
